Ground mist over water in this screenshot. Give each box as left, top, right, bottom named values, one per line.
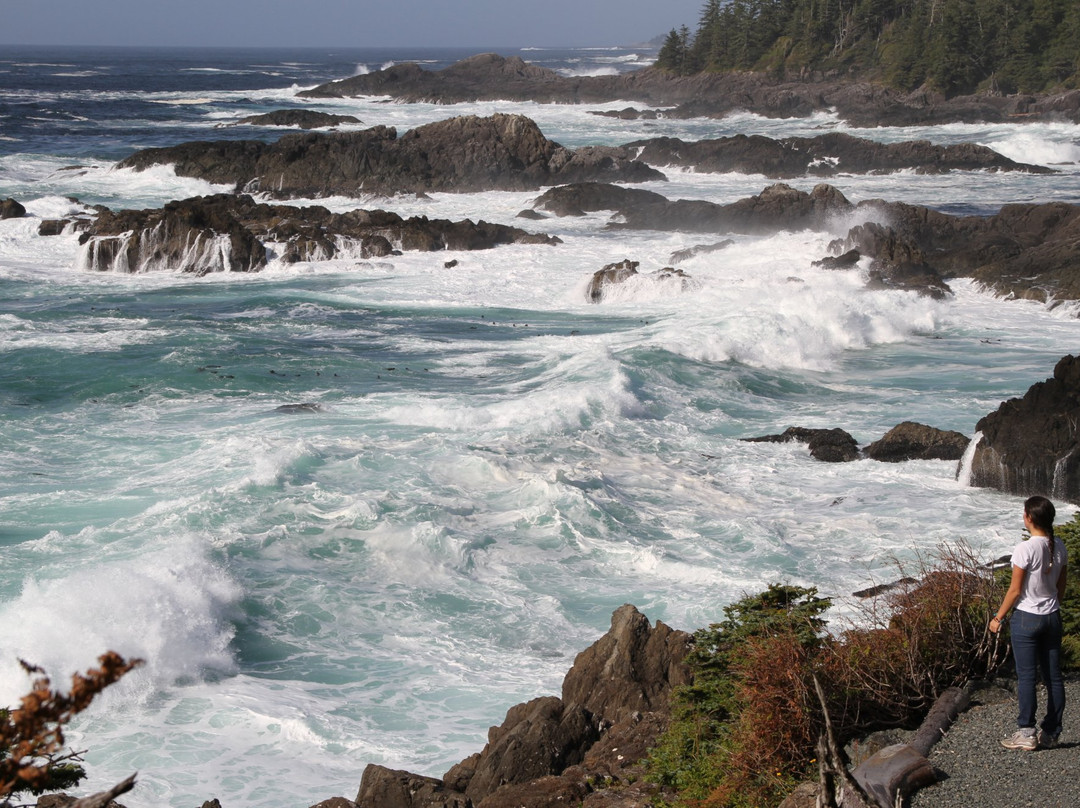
left=2, top=44, right=1080, bottom=808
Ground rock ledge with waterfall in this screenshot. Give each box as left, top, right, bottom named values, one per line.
left=962, top=355, right=1080, bottom=505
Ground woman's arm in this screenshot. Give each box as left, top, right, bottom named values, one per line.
left=1058, top=564, right=1068, bottom=602
left=990, top=565, right=1026, bottom=634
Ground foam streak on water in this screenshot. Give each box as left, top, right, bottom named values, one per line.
left=1, top=45, right=1080, bottom=808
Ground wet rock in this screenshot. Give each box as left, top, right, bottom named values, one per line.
left=309, top=799, right=357, bottom=808
left=586, top=260, right=692, bottom=303
left=355, top=766, right=467, bottom=808
left=670, top=240, right=733, bottom=263
left=1, top=198, right=26, bottom=219
left=813, top=249, right=861, bottom=269
left=118, top=113, right=662, bottom=198
left=533, top=182, right=667, bottom=218
left=624, top=132, right=1049, bottom=178
left=864, top=422, right=970, bottom=462
left=746, top=426, right=860, bottom=462
left=275, top=403, right=323, bottom=414
left=78, top=195, right=266, bottom=275
left=965, top=355, right=1080, bottom=504
left=228, top=109, right=361, bottom=129
left=538, top=182, right=852, bottom=235
left=77, top=194, right=558, bottom=274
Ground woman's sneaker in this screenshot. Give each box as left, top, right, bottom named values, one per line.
left=1038, top=730, right=1060, bottom=749
left=1000, top=730, right=1037, bottom=750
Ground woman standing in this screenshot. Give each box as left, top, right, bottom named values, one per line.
left=990, top=495, right=1068, bottom=750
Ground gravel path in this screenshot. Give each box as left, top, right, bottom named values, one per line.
left=908, top=675, right=1080, bottom=808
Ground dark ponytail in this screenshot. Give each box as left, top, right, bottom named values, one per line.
left=1025, top=495, right=1057, bottom=570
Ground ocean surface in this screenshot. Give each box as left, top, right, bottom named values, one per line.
left=2, top=44, right=1079, bottom=808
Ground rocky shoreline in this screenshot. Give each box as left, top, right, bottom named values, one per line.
left=298, top=53, right=1080, bottom=128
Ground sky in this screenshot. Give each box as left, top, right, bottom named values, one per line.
left=1, top=0, right=705, bottom=49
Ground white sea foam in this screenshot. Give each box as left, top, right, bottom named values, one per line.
left=0, top=535, right=240, bottom=706
left=4, top=48, right=1080, bottom=808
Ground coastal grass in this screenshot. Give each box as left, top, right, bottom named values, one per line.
left=646, top=543, right=1011, bottom=808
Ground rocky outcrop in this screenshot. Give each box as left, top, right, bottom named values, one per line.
left=964, top=355, right=1080, bottom=504
left=117, top=114, right=663, bottom=198
left=586, top=259, right=693, bottom=303
left=536, top=182, right=853, bottom=235
left=828, top=199, right=1080, bottom=304
left=354, top=605, right=690, bottom=808
left=76, top=194, right=559, bottom=274
left=532, top=181, right=1080, bottom=306
left=298, top=53, right=1080, bottom=126
left=864, top=422, right=970, bottom=462
left=227, top=109, right=362, bottom=129
left=1, top=198, right=26, bottom=219
left=745, top=427, right=861, bottom=462
left=625, top=132, right=1049, bottom=178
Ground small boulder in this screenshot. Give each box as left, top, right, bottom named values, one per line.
left=864, top=422, right=970, bottom=462
left=355, top=765, right=466, bottom=808
left=745, top=426, right=860, bottom=462
left=1, top=198, right=26, bottom=219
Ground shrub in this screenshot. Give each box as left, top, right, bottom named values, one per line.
left=0, top=652, right=142, bottom=803
left=647, top=544, right=1006, bottom=808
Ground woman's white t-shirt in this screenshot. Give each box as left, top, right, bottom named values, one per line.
left=1012, top=536, right=1068, bottom=615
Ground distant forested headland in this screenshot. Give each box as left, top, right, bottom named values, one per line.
left=656, top=0, right=1080, bottom=96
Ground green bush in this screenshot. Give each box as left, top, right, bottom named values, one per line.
left=647, top=545, right=1007, bottom=808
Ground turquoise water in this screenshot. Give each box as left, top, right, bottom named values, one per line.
left=2, top=45, right=1080, bottom=808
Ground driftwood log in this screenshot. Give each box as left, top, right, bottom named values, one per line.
left=813, top=681, right=972, bottom=808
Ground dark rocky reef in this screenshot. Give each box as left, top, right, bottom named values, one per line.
left=964, top=355, right=1080, bottom=504
left=864, top=422, right=970, bottom=463
left=76, top=194, right=558, bottom=275
left=534, top=181, right=1080, bottom=306
left=623, top=132, right=1050, bottom=178
left=117, top=113, right=662, bottom=198
left=226, top=109, right=362, bottom=129
left=745, top=426, right=861, bottom=463
left=585, top=259, right=693, bottom=303
left=1, top=197, right=26, bottom=219
left=298, top=53, right=1080, bottom=126
left=747, top=422, right=970, bottom=464
left=354, top=604, right=691, bottom=808
left=535, top=181, right=853, bottom=234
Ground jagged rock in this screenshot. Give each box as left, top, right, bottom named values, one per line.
left=813, top=249, right=861, bottom=269
left=76, top=194, right=558, bottom=274
left=586, top=260, right=692, bottom=303
left=355, top=765, right=467, bottom=808
left=1, top=198, right=26, bottom=219
left=625, top=132, right=1048, bottom=178
left=229, top=109, right=361, bottom=129
left=833, top=221, right=952, bottom=299
left=309, top=800, right=356, bottom=808
left=670, top=240, right=733, bottom=263
left=586, top=259, right=639, bottom=302
left=463, top=697, right=599, bottom=804
left=538, top=182, right=853, bottom=235
left=473, top=773, right=590, bottom=808
left=864, top=422, right=970, bottom=462
left=117, top=114, right=662, bottom=198
left=561, top=604, right=691, bottom=725
left=745, top=426, right=860, bottom=462
left=965, top=355, right=1080, bottom=504
left=78, top=196, right=266, bottom=275
left=363, top=606, right=689, bottom=808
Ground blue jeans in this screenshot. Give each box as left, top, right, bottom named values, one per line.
left=1010, top=609, right=1065, bottom=736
